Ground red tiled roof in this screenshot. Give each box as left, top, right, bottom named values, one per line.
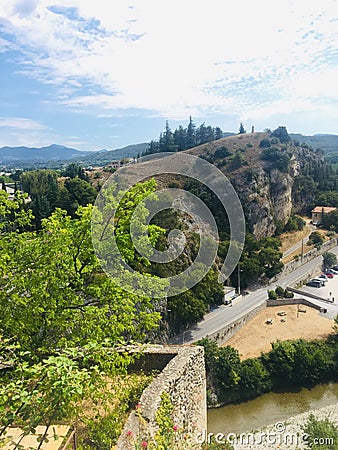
left=311, top=206, right=337, bottom=213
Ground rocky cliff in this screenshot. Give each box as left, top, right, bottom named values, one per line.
left=188, top=131, right=325, bottom=239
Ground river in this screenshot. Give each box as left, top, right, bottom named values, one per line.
left=208, top=382, right=338, bottom=435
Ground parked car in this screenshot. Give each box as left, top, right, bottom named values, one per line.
left=306, top=280, right=322, bottom=288
left=318, top=274, right=329, bottom=281
left=326, top=269, right=338, bottom=275
left=325, top=272, right=334, bottom=279
left=332, top=265, right=338, bottom=271
left=312, top=277, right=326, bottom=286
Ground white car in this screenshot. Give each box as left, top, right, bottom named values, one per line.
left=312, top=278, right=326, bottom=286
left=318, top=274, right=329, bottom=281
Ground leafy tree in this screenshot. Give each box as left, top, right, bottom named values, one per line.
left=0, top=190, right=33, bottom=232
left=284, top=214, right=306, bottom=232
left=315, top=191, right=338, bottom=208
left=322, top=251, right=337, bottom=270
left=168, top=291, right=206, bottom=333
left=0, top=182, right=170, bottom=448
left=238, top=358, right=272, bottom=395
left=215, top=346, right=241, bottom=390
left=322, top=209, right=338, bottom=232
left=259, top=246, right=283, bottom=278
left=308, top=231, right=324, bottom=247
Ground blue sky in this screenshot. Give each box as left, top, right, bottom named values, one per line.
left=0, top=0, right=338, bottom=150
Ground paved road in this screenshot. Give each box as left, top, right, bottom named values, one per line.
left=169, top=246, right=338, bottom=344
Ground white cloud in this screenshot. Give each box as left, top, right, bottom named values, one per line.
left=0, top=0, right=338, bottom=123
left=0, top=117, right=48, bottom=130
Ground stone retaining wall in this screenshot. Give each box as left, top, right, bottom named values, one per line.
left=116, top=345, right=206, bottom=450
left=206, top=303, right=266, bottom=345
left=280, top=237, right=337, bottom=278
left=266, top=298, right=325, bottom=310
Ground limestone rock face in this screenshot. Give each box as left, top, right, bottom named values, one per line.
left=194, top=134, right=326, bottom=239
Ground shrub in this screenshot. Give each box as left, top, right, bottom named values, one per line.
left=214, top=146, right=231, bottom=159
left=284, top=290, right=294, bottom=298
left=302, top=414, right=338, bottom=450
left=308, top=231, right=324, bottom=246
left=275, top=286, right=285, bottom=297
left=268, top=290, right=277, bottom=300
left=271, top=126, right=291, bottom=143
left=259, top=138, right=271, bottom=148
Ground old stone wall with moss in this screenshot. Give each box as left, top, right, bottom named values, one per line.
left=116, top=345, right=206, bottom=449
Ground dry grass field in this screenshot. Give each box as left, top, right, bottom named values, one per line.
left=224, top=305, right=335, bottom=359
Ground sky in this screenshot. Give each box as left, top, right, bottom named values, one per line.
left=0, top=0, right=338, bottom=151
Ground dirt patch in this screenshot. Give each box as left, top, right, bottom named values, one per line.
left=224, top=305, right=335, bottom=359
left=280, top=224, right=311, bottom=254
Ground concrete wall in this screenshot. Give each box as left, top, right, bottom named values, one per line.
left=116, top=345, right=206, bottom=450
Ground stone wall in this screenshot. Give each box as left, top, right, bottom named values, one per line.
left=280, top=237, right=337, bottom=278
left=116, top=345, right=206, bottom=450
left=266, top=298, right=325, bottom=310
left=206, top=303, right=266, bottom=345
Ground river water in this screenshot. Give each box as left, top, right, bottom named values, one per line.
left=208, top=382, right=338, bottom=435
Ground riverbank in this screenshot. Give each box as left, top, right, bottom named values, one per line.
left=233, top=402, right=338, bottom=450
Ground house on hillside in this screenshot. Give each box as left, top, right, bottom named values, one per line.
left=311, top=206, right=337, bottom=225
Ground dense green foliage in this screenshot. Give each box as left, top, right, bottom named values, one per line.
left=0, top=184, right=165, bottom=448
left=271, top=126, right=291, bottom=143
left=322, top=251, right=338, bottom=270
left=143, top=117, right=223, bottom=156
left=199, top=331, right=338, bottom=405
left=20, top=168, right=97, bottom=226
left=261, top=146, right=291, bottom=172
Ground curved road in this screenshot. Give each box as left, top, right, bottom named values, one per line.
left=169, top=245, right=338, bottom=345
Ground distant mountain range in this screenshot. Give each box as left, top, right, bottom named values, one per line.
left=1, top=133, right=338, bottom=168
left=0, top=143, right=150, bottom=168
left=289, top=133, right=338, bottom=155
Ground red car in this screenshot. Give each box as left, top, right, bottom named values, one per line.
left=325, top=272, right=334, bottom=279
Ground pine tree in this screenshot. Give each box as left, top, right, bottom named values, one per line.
left=215, top=127, right=223, bottom=140
left=173, top=126, right=187, bottom=150
left=186, top=116, right=196, bottom=148
left=239, top=122, right=246, bottom=134
left=162, top=121, right=176, bottom=152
